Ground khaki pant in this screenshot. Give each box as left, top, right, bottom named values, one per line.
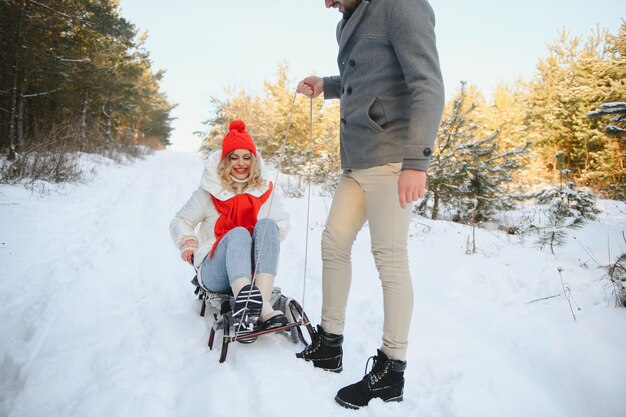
left=320, top=162, right=413, bottom=361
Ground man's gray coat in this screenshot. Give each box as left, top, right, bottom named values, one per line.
left=323, top=0, right=445, bottom=171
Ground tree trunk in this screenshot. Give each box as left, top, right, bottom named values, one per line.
left=472, top=224, right=477, bottom=254
left=431, top=192, right=440, bottom=220
left=133, top=121, right=142, bottom=145
left=16, top=79, right=25, bottom=151
left=8, top=68, right=18, bottom=160
left=8, top=3, right=24, bottom=161
left=80, top=89, right=89, bottom=143
left=102, top=102, right=112, bottom=144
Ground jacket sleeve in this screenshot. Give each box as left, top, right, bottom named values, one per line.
left=323, top=75, right=342, bottom=100
left=169, top=187, right=210, bottom=249
left=389, top=0, right=445, bottom=171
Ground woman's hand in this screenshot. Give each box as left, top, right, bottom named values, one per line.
left=180, top=238, right=198, bottom=264
left=182, top=250, right=194, bottom=264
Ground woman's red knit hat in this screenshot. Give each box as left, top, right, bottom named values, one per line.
left=221, top=120, right=257, bottom=160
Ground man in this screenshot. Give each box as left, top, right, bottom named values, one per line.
left=295, top=0, right=444, bottom=410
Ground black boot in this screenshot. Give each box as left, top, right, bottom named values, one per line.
left=260, top=312, right=289, bottom=330
left=335, top=349, right=406, bottom=409
left=296, top=325, right=343, bottom=372
left=232, top=284, right=263, bottom=343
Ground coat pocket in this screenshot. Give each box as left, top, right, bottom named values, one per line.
left=366, top=97, right=386, bottom=133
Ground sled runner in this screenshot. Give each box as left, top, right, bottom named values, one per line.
left=191, top=275, right=315, bottom=363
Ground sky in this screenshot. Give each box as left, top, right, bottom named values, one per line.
left=118, top=0, right=624, bottom=152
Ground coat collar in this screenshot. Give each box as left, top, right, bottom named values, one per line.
left=338, top=0, right=369, bottom=51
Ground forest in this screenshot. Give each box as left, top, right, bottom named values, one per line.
left=1, top=1, right=624, bottom=206
left=0, top=0, right=174, bottom=182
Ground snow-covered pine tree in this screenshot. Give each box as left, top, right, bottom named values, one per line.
left=587, top=101, right=626, bottom=199
left=524, top=25, right=626, bottom=195
left=530, top=152, right=600, bottom=254
left=417, top=82, right=527, bottom=225
left=587, top=102, right=626, bottom=137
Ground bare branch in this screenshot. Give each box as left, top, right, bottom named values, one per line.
left=56, top=57, right=91, bottom=63
left=22, top=89, right=59, bottom=98
left=527, top=294, right=561, bottom=304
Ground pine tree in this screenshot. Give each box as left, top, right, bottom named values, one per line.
left=417, top=82, right=527, bottom=224
left=587, top=101, right=626, bottom=199
left=525, top=26, right=626, bottom=194
left=482, top=81, right=534, bottom=188
left=529, top=152, right=600, bottom=254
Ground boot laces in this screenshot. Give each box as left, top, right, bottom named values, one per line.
left=304, top=331, right=322, bottom=355
left=364, top=355, right=390, bottom=386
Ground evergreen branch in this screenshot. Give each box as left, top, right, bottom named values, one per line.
left=587, top=102, right=626, bottom=117
left=605, top=125, right=626, bottom=136
left=26, top=0, right=95, bottom=28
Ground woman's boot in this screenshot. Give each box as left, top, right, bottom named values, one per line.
left=255, top=273, right=288, bottom=330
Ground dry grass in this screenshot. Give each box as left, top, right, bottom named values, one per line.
left=1, top=122, right=153, bottom=187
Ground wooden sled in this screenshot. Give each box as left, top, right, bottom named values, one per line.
left=191, top=276, right=316, bottom=363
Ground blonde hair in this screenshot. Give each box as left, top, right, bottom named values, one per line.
left=217, top=151, right=266, bottom=193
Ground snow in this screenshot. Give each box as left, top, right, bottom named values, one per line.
left=1, top=150, right=625, bottom=417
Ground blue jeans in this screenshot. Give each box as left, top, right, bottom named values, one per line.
left=200, top=218, right=280, bottom=293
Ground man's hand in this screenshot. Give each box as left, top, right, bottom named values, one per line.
left=296, top=76, right=324, bottom=98
left=398, top=169, right=427, bottom=208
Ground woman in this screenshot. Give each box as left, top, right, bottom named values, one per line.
left=170, top=120, right=290, bottom=338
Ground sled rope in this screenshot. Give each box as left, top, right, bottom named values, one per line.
left=301, top=98, right=314, bottom=308
left=234, top=90, right=314, bottom=339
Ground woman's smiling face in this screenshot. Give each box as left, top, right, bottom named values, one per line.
left=229, top=149, right=253, bottom=180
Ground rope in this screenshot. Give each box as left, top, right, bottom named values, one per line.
left=301, top=98, right=314, bottom=310
left=234, top=90, right=313, bottom=339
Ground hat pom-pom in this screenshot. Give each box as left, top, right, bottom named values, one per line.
left=229, top=120, right=246, bottom=133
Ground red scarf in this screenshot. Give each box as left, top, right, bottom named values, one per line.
left=209, top=182, right=273, bottom=258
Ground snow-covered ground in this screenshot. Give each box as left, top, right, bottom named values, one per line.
left=1, top=151, right=624, bottom=417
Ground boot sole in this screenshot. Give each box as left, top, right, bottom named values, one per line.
left=334, top=394, right=403, bottom=410
left=334, top=396, right=359, bottom=410
left=295, top=353, right=343, bottom=373
left=316, top=363, right=343, bottom=373
left=260, top=313, right=289, bottom=331
left=232, top=285, right=263, bottom=341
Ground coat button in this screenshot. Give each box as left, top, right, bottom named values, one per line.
left=340, top=117, right=346, bottom=124
left=347, top=86, right=352, bottom=95
left=423, top=148, right=432, bottom=157
left=349, top=59, right=355, bottom=66
left=341, top=86, right=345, bottom=94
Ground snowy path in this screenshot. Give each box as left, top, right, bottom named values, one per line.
left=1, top=151, right=625, bottom=417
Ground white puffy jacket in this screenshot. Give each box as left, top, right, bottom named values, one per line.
left=169, top=150, right=290, bottom=270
